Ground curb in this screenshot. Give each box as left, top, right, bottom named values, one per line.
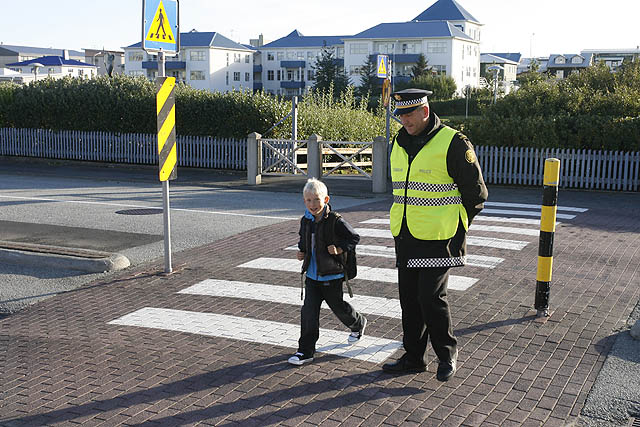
left=0, top=241, right=130, bottom=273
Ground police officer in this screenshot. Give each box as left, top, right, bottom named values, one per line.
left=382, top=89, right=488, bottom=381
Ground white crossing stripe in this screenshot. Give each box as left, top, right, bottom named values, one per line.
left=482, top=209, right=576, bottom=219
left=470, top=224, right=539, bottom=237
left=362, top=216, right=559, bottom=226
left=484, top=201, right=587, bottom=213
left=354, top=228, right=529, bottom=250
left=358, top=220, right=539, bottom=237
left=179, top=279, right=403, bottom=319
left=285, top=245, right=504, bottom=269
left=237, top=257, right=478, bottom=291
left=108, top=307, right=402, bottom=364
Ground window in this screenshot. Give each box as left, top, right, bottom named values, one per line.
left=466, top=66, right=471, bottom=77
left=427, top=42, right=447, bottom=54
left=79, top=69, right=84, bottom=76
left=129, top=70, right=145, bottom=76
left=337, top=47, right=344, bottom=58
left=190, top=70, right=205, bottom=80
left=234, top=53, right=241, bottom=63
left=245, top=54, right=250, bottom=63
left=462, top=45, right=465, bottom=60
left=277, top=70, right=281, bottom=80
left=277, top=51, right=284, bottom=60
left=226, top=71, right=229, bottom=85
left=297, top=51, right=304, bottom=59
left=401, top=43, right=417, bottom=54
left=128, top=52, right=143, bottom=61
left=267, top=52, right=275, bottom=61
left=571, top=56, right=583, bottom=64
left=190, top=51, right=206, bottom=61
left=307, top=51, right=315, bottom=60
left=375, top=42, right=394, bottom=54
left=267, top=70, right=274, bottom=80
left=432, top=64, right=446, bottom=74
left=555, top=56, right=565, bottom=64
left=226, top=53, right=229, bottom=66
left=286, top=51, right=296, bottom=59
left=234, top=72, right=240, bottom=81
left=349, top=43, right=368, bottom=54
left=307, top=70, right=315, bottom=80
left=349, top=65, right=363, bottom=75
left=287, top=69, right=294, bottom=80
left=245, top=72, right=250, bottom=81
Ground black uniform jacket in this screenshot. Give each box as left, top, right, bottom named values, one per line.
left=393, top=111, right=488, bottom=268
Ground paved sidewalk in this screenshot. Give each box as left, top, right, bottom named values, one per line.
left=1, top=162, right=640, bottom=425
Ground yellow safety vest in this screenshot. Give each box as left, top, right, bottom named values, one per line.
left=390, top=126, right=468, bottom=240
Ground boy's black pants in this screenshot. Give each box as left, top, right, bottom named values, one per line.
left=398, top=266, right=457, bottom=364
left=298, top=277, right=365, bottom=357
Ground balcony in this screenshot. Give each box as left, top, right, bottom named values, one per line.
left=369, top=54, right=420, bottom=64
left=253, top=82, right=263, bottom=91
left=280, top=81, right=305, bottom=89
left=142, top=61, right=186, bottom=70
left=253, top=64, right=262, bottom=73
left=280, top=60, right=306, bottom=68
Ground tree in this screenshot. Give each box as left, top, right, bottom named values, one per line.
left=312, top=46, right=350, bottom=97
left=410, top=54, right=430, bottom=79
left=394, top=73, right=457, bottom=100
left=357, top=56, right=379, bottom=97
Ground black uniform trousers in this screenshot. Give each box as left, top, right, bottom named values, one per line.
left=398, top=266, right=457, bottom=364
left=298, top=277, right=365, bottom=357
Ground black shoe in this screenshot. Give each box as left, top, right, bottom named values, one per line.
left=382, top=354, right=426, bottom=374
left=436, top=350, right=458, bottom=382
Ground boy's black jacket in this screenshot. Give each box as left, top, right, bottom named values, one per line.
left=298, top=206, right=360, bottom=277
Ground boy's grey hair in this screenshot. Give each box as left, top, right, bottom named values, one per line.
left=303, top=178, right=328, bottom=198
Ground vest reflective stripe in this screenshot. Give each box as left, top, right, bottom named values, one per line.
left=390, top=125, right=468, bottom=240
left=408, top=256, right=466, bottom=268
left=392, top=181, right=459, bottom=192
left=393, top=195, right=462, bottom=207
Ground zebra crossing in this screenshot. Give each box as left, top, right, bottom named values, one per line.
left=108, top=201, right=588, bottom=364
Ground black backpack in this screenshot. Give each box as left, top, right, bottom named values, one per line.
left=327, top=212, right=357, bottom=282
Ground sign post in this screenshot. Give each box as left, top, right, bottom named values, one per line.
left=143, top=0, right=179, bottom=273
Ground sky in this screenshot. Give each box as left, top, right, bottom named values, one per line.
left=2, top=0, right=639, bottom=57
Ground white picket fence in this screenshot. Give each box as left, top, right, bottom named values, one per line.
left=1, top=128, right=638, bottom=191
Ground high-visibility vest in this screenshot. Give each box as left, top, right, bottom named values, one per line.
left=390, top=126, right=468, bottom=240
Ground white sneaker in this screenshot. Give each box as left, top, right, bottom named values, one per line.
left=288, top=352, right=313, bottom=366
left=348, top=316, right=367, bottom=343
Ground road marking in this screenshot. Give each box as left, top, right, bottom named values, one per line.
left=179, top=279, right=403, bottom=319
left=353, top=228, right=529, bottom=250
left=484, top=201, right=588, bottom=212
left=356, top=220, right=539, bottom=237
left=0, top=194, right=296, bottom=220
left=237, top=257, right=478, bottom=291
left=284, top=245, right=504, bottom=268
left=108, top=307, right=402, bottom=364
left=482, top=209, right=576, bottom=219
left=362, top=216, right=559, bottom=226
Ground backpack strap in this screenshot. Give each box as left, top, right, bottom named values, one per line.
left=328, top=212, right=353, bottom=298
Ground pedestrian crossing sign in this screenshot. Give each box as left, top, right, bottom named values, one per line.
left=377, top=55, right=389, bottom=78
left=143, top=0, right=180, bottom=53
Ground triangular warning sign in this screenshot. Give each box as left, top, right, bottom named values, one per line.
left=146, top=0, right=175, bottom=43
left=378, top=58, right=387, bottom=76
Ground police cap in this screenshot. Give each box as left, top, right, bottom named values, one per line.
left=392, top=88, right=433, bottom=116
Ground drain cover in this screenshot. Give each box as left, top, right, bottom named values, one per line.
left=115, top=208, right=163, bottom=215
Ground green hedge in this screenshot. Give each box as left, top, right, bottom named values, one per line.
left=0, top=75, right=390, bottom=141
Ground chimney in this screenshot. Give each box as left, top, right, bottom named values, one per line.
left=62, top=49, right=69, bottom=60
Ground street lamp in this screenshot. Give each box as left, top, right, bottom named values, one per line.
left=31, top=62, right=44, bottom=82
left=487, top=64, right=504, bottom=104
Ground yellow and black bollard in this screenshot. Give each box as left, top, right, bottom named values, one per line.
left=535, top=158, right=560, bottom=317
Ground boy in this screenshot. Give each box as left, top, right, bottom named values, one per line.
left=288, top=178, right=367, bottom=366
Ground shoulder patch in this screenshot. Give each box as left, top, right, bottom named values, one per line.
left=465, top=149, right=477, bottom=164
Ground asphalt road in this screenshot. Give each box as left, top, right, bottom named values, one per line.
left=0, top=159, right=387, bottom=314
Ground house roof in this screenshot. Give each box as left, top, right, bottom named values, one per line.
left=413, top=0, right=480, bottom=23
left=351, top=20, right=473, bottom=41
left=547, top=53, right=593, bottom=68
left=126, top=31, right=251, bottom=50
left=480, top=53, right=519, bottom=65
left=261, top=30, right=348, bottom=49
left=7, top=56, right=96, bottom=67
left=485, top=52, right=521, bottom=63
left=0, top=44, right=84, bottom=57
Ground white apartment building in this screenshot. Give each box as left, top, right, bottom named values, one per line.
left=124, top=31, right=254, bottom=92
left=258, top=0, right=482, bottom=96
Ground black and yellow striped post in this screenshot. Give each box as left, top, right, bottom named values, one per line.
left=157, top=76, right=177, bottom=181
left=156, top=76, right=177, bottom=273
left=535, top=158, right=560, bottom=317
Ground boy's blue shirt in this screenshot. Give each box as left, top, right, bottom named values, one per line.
left=303, top=208, right=344, bottom=282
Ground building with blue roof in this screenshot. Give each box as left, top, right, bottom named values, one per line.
left=5, top=50, right=97, bottom=82
left=123, top=30, right=254, bottom=93
left=258, top=0, right=482, bottom=96
left=0, top=44, right=85, bottom=69
left=546, top=53, right=593, bottom=78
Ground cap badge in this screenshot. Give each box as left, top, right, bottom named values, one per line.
left=394, top=94, right=402, bottom=101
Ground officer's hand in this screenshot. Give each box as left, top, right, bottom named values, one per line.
left=327, top=245, right=343, bottom=255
